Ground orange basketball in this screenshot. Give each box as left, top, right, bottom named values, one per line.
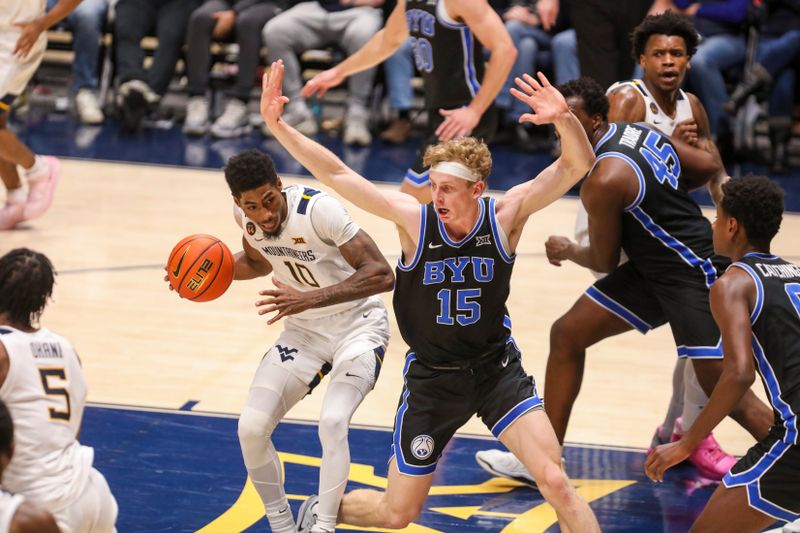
left=167, top=234, right=234, bottom=302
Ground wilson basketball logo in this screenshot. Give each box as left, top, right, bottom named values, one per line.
left=411, top=435, right=434, bottom=460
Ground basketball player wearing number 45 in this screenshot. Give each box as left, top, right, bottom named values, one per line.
left=0, top=248, right=118, bottom=533
left=264, top=58, right=601, bottom=532
left=207, top=149, right=393, bottom=533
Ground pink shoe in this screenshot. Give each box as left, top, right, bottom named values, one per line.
left=672, top=418, right=737, bottom=481
left=0, top=203, right=25, bottom=230
left=23, top=156, right=60, bottom=220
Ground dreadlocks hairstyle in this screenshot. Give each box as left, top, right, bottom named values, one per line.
left=721, top=175, right=785, bottom=249
left=632, top=11, right=699, bottom=59
left=557, top=77, right=609, bottom=121
left=0, top=248, right=55, bottom=328
left=0, top=399, right=12, bottom=457
left=224, top=149, right=279, bottom=197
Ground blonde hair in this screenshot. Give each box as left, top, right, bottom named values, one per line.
left=423, top=137, right=492, bottom=183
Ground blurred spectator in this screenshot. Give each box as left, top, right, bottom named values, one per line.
left=114, top=0, right=202, bottom=131
left=552, top=28, right=578, bottom=84
left=537, top=0, right=671, bottom=90
left=677, top=0, right=748, bottom=138
left=262, top=0, right=384, bottom=146
left=183, top=0, right=284, bottom=138
left=724, top=0, right=800, bottom=173
left=47, top=0, right=109, bottom=125
left=380, top=37, right=415, bottom=144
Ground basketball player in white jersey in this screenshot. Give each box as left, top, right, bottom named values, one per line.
left=476, top=12, right=736, bottom=484
left=0, top=398, right=60, bottom=533
left=0, top=248, right=118, bottom=533
left=0, top=0, right=79, bottom=230
left=219, top=149, right=394, bottom=533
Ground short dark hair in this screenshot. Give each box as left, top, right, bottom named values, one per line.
left=558, top=77, right=609, bottom=121
left=632, top=11, right=699, bottom=59
left=0, top=398, right=12, bottom=456
left=224, top=149, right=279, bottom=197
left=0, top=248, right=55, bottom=328
left=721, top=175, right=784, bottom=248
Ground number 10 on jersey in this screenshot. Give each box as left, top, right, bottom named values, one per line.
left=436, top=288, right=481, bottom=326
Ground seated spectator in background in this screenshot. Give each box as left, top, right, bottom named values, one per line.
left=724, top=0, right=800, bottom=173
left=183, top=0, right=284, bottom=138
left=495, top=0, right=571, bottom=148
left=676, top=0, right=748, bottom=140
left=0, top=398, right=60, bottom=533
left=380, top=36, right=415, bottom=144
left=262, top=0, right=384, bottom=146
left=46, top=0, right=108, bottom=125
left=114, top=0, right=202, bottom=131
left=551, top=27, right=578, bottom=84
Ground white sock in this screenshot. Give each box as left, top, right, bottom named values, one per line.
left=6, top=187, right=25, bottom=205
left=681, top=362, right=708, bottom=432
left=24, top=155, right=46, bottom=178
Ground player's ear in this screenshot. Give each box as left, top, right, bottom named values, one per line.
left=473, top=180, right=486, bottom=198
left=232, top=194, right=242, bottom=208
left=276, top=177, right=283, bottom=191
left=639, top=54, right=646, bottom=69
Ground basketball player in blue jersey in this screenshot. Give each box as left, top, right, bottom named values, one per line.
left=478, top=12, right=737, bottom=485
left=501, top=78, right=773, bottom=479
left=646, top=176, right=800, bottom=531
left=0, top=398, right=60, bottom=533
left=208, top=149, right=394, bottom=533
left=263, top=58, right=601, bottom=532
left=301, top=0, right=516, bottom=203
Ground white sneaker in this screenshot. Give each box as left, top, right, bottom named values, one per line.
left=263, top=104, right=317, bottom=137
left=475, top=449, right=537, bottom=488
left=75, top=89, right=104, bottom=125
left=183, top=96, right=209, bottom=136
left=23, top=156, right=60, bottom=221
left=297, top=494, right=319, bottom=533
left=211, top=99, right=252, bottom=138
left=343, top=105, right=371, bottom=146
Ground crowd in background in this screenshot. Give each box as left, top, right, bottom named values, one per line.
left=37, top=0, right=800, bottom=170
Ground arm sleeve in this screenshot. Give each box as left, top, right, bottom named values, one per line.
left=309, top=195, right=361, bottom=247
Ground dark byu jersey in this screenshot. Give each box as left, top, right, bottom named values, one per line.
left=393, top=198, right=515, bottom=367
left=406, top=0, right=485, bottom=110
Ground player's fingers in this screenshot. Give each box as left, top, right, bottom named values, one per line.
left=514, top=77, right=535, bottom=95
left=521, top=73, right=542, bottom=92
left=518, top=112, right=538, bottom=125
left=258, top=289, right=280, bottom=296
left=536, top=71, right=551, bottom=87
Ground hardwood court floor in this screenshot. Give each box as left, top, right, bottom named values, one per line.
left=4, top=158, right=798, bottom=457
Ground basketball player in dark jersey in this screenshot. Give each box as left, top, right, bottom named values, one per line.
left=263, top=59, right=601, bottom=532
left=646, top=176, right=800, bottom=531
left=527, top=78, right=773, bottom=463
left=301, top=0, right=516, bottom=203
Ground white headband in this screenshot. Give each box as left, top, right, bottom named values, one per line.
left=430, top=161, right=479, bottom=182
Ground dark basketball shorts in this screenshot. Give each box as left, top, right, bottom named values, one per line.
left=404, top=106, right=499, bottom=187
left=0, top=94, right=16, bottom=117
left=585, top=262, right=722, bottom=359
left=723, top=431, right=800, bottom=522
left=390, top=340, right=542, bottom=476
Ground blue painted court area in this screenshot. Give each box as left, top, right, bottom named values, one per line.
left=77, top=403, right=773, bottom=533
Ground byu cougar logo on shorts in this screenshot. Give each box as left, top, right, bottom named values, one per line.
left=411, top=435, right=435, bottom=460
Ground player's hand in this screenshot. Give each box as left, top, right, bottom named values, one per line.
left=545, top=235, right=573, bottom=266
left=256, top=278, right=316, bottom=324
left=504, top=5, right=539, bottom=25
left=673, top=119, right=699, bottom=146
left=511, top=72, right=568, bottom=126
left=163, top=267, right=175, bottom=292
left=301, top=67, right=346, bottom=99
left=436, top=106, right=480, bottom=142
left=536, top=0, right=558, bottom=31
left=211, top=10, right=236, bottom=40
left=644, top=440, right=692, bottom=482
left=261, top=60, right=291, bottom=132
left=13, top=19, right=46, bottom=59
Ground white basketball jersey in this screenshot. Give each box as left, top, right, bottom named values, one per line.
left=0, top=490, right=24, bottom=533
left=606, top=79, right=693, bottom=136
left=0, top=0, right=46, bottom=29
left=241, top=185, right=368, bottom=320
left=0, top=326, right=93, bottom=512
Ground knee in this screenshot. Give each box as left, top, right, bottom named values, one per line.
left=382, top=506, right=421, bottom=529
left=536, top=462, right=572, bottom=503
left=189, top=9, right=215, bottom=32
left=263, top=17, right=292, bottom=46
left=318, top=411, right=349, bottom=448
left=237, top=409, right=276, bottom=446
left=549, top=314, right=581, bottom=353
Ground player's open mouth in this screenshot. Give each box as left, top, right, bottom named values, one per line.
left=437, top=208, right=449, bottom=216
left=660, top=71, right=679, bottom=81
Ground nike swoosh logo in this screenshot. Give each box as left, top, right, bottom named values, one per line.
left=428, top=243, right=442, bottom=249
left=501, top=355, right=509, bottom=368
left=172, top=247, right=190, bottom=277
left=362, top=311, right=371, bottom=318
left=345, top=372, right=359, bottom=378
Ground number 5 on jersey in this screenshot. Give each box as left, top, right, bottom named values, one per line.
left=38, top=367, right=71, bottom=421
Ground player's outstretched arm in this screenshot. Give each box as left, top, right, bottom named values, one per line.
left=498, top=73, right=594, bottom=230
left=233, top=237, right=273, bottom=281
left=301, top=1, right=408, bottom=99
left=645, top=269, right=756, bottom=482
left=261, top=61, right=419, bottom=230
left=256, top=229, right=394, bottom=324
